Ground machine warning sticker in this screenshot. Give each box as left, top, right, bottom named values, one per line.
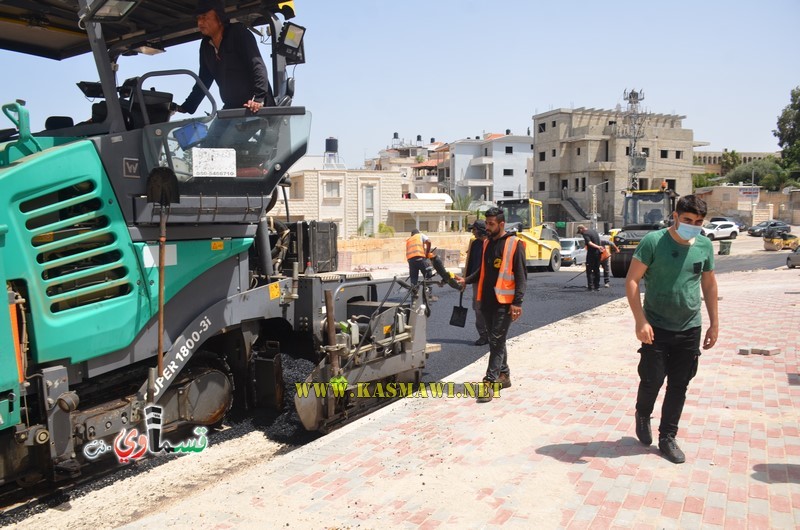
left=192, top=148, right=237, bottom=178
left=211, top=240, right=224, bottom=251
left=269, top=282, right=281, bottom=300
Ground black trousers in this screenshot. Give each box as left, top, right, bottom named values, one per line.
left=408, top=258, right=427, bottom=285
left=585, top=254, right=600, bottom=289
left=479, top=303, right=512, bottom=381
left=635, top=326, right=701, bottom=440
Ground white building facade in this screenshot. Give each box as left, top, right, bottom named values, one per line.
left=449, top=133, right=533, bottom=202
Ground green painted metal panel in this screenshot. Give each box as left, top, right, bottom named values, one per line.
left=135, top=238, right=253, bottom=308
left=0, top=223, right=22, bottom=429
left=0, top=140, right=255, bottom=366
left=0, top=141, right=151, bottom=365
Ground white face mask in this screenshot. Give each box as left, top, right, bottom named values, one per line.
left=675, top=221, right=702, bottom=240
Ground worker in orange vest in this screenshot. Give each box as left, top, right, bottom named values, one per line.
left=456, top=207, right=527, bottom=402
left=406, top=228, right=432, bottom=286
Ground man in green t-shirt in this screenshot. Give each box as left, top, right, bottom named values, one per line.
left=625, top=195, right=719, bottom=464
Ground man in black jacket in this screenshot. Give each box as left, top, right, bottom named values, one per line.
left=465, top=220, right=489, bottom=345
left=457, top=207, right=527, bottom=402
left=177, top=0, right=274, bottom=115
left=577, top=224, right=604, bottom=291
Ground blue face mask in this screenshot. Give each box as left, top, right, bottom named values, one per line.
left=676, top=222, right=702, bottom=240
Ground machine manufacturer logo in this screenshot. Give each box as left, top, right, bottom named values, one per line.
left=123, top=157, right=140, bottom=178
left=82, top=405, right=208, bottom=464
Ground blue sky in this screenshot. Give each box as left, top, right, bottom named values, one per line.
left=1, top=0, right=798, bottom=168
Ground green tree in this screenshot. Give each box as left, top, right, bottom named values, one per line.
left=724, top=156, right=800, bottom=190
left=719, top=149, right=742, bottom=176
left=377, top=222, right=395, bottom=237
left=451, top=193, right=473, bottom=231
left=773, top=86, right=800, bottom=169
left=692, top=172, right=716, bottom=189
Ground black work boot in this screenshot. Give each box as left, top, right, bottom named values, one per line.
left=635, top=412, right=652, bottom=446
left=658, top=436, right=686, bottom=464
left=498, top=372, right=512, bottom=389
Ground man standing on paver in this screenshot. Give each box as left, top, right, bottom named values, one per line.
left=625, top=195, right=719, bottom=464
left=456, top=207, right=527, bottom=402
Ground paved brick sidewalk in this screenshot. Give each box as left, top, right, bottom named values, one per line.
left=124, top=268, right=800, bottom=529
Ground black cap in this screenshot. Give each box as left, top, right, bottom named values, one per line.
left=468, top=220, right=486, bottom=233
left=195, top=0, right=225, bottom=20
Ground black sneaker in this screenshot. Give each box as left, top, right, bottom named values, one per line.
left=476, top=381, right=493, bottom=403
left=658, top=436, right=686, bottom=464
left=474, top=336, right=489, bottom=346
left=635, top=412, right=652, bottom=446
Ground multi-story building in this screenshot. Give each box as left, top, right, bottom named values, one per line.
left=530, top=107, right=704, bottom=226
left=448, top=132, right=532, bottom=202
left=281, top=153, right=466, bottom=238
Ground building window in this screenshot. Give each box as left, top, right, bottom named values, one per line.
left=551, top=120, right=556, bottom=127
left=538, top=181, right=545, bottom=191
left=574, top=178, right=579, bottom=191
left=581, top=177, right=586, bottom=191
left=642, top=147, right=650, bottom=157
left=638, top=178, right=649, bottom=190
left=503, top=169, right=514, bottom=176
left=551, top=149, right=556, bottom=157
left=626, top=146, right=631, bottom=156
left=505, top=146, right=513, bottom=154
left=323, top=181, right=340, bottom=198
left=484, top=148, right=488, bottom=156
left=665, top=179, right=676, bottom=190
left=364, top=185, right=374, bottom=211
left=603, top=181, right=609, bottom=193
left=538, top=123, right=546, bottom=133
left=503, top=190, right=514, bottom=197
left=290, top=176, right=304, bottom=199
left=577, top=147, right=581, bottom=156
left=539, top=151, right=545, bottom=162
left=660, top=150, right=668, bottom=159
left=675, top=150, right=683, bottom=159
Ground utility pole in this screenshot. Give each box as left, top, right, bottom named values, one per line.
left=588, top=180, right=609, bottom=230
left=618, top=89, right=649, bottom=190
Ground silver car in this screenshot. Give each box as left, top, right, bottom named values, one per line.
left=560, top=237, right=587, bottom=266
left=788, top=248, right=800, bottom=269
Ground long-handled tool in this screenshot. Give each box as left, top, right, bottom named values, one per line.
left=146, top=167, right=180, bottom=378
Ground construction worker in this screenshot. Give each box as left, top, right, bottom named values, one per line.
left=456, top=207, right=527, bottom=403
left=406, top=228, right=432, bottom=286
left=465, top=220, right=489, bottom=345
left=599, top=234, right=620, bottom=288
left=577, top=224, right=604, bottom=291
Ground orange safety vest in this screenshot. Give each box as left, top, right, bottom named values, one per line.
left=476, top=236, right=519, bottom=304
left=406, top=234, right=426, bottom=260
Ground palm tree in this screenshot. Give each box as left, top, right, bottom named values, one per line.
left=451, top=193, right=473, bottom=231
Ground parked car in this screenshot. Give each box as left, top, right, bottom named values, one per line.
left=748, top=220, right=791, bottom=237
left=559, top=237, right=587, bottom=266
left=709, top=216, right=747, bottom=232
left=788, top=248, right=800, bottom=269
left=701, top=221, right=738, bottom=240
